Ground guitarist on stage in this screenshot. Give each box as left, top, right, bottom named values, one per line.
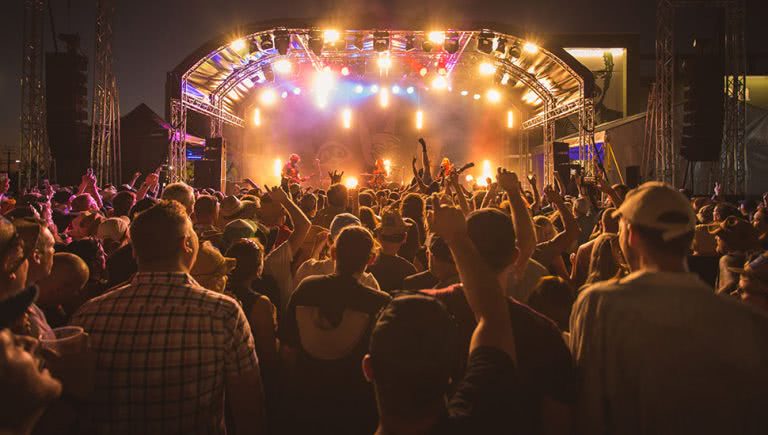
left=282, top=153, right=307, bottom=184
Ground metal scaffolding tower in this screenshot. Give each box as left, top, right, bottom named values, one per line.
left=90, top=0, right=121, bottom=185
left=20, top=0, right=50, bottom=190
left=647, top=0, right=747, bottom=193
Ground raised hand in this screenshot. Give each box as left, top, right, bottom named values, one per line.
left=543, top=184, right=563, bottom=204
left=429, top=194, right=467, bottom=243
left=266, top=184, right=290, bottom=204
left=496, top=167, right=521, bottom=194
left=143, top=172, right=159, bottom=188
left=418, top=137, right=427, bottom=153
left=328, top=170, right=344, bottom=184
left=714, top=182, right=722, bottom=197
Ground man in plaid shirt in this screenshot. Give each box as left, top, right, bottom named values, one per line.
left=72, top=201, right=264, bottom=434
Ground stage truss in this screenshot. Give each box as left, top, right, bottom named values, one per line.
left=167, top=26, right=595, bottom=185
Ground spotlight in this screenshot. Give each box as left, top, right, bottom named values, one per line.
left=344, top=176, right=359, bottom=189
left=354, top=84, right=364, bottom=94
left=230, top=38, right=246, bottom=51
left=253, top=108, right=261, bottom=127
left=377, top=55, right=392, bottom=70
left=479, top=62, right=495, bottom=76
left=260, top=89, right=277, bottom=105
left=293, top=87, right=301, bottom=95
left=438, top=67, right=447, bottom=76
left=379, top=88, right=389, bottom=108
left=419, top=67, right=428, bottom=77
left=324, top=29, right=341, bottom=45
left=460, top=90, right=469, bottom=96
left=524, top=42, right=539, bottom=54
left=406, top=86, right=415, bottom=94
left=341, top=66, right=350, bottom=76
left=415, top=110, right=424, bottom=130
left=501, top=73, right=511, bottom=85
left=495, top=37, right=507, bottom=54
left=342, top=108, right=352, bottom=129
left=508, top=41, right=522, bottom=59
left=370, top=84, right=379, bottom=93
left=273, top=159, right=282, bottom=178
left=473, top=93, right=481, bottom=100
left=507, top=110, right=514, bottom=129
left=405, top=34, right=416, bottom=51
left=486, top=89, right=501, bottom=103
left=392, top=85, right=401, bottom=94
left=383, top=159, right=392, bottom=176
left=273, top=59, right=292, bottom=74
left=259, top=34, right=274, bottom=51
left=422, top=40, right=433, bottom=52
left=308, top=29, right=323, bottom=56
left=444, top=31, right=460, bottom=54
left=274, top=29, right=290, bottom=55
left=431, top=76, right=448, bottom=90
left=465, top=174, right=474, bottom=182
left=477, top=30, right=494, bottom=54
left=373, top=31, right=390, bottom=52
left=281, top=91, right=289, bottom=99
left=428, top=31, right=445, bottom=45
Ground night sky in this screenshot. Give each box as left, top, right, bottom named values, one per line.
left=1, top=0, right=764, bottom=153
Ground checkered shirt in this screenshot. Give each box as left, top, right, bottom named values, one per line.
left=71, top=272, right=259, bottom=434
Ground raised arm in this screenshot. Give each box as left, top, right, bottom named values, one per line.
left=419, top=138, right=433, bottom=182
left=596, top=174, right=622, bottom=208
left=543, top=185, right=580, bottom=253
left=449, top=173, right=471, bottom=215
left=480, top=181, right=498, bottom=209
left=136, top=172, right=159, bottom=201
left=498, top=169, right=536, bottom=278
left=128, top=172, right=141, bottom=189
left=527, top=174, right=541, bottom=212
left=267, top=185, right=311, bottom=256
left=430, top=195, right=516, bottom=361
left=411, top=157, right=429, bottom=194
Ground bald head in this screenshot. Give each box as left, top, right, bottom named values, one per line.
left=36, top=253, right=90, bottom=307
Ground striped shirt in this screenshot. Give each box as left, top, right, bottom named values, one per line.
left=72, top=272, right=259, bottom=434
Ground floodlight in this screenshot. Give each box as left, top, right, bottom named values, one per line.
left=273, top=59, right=292, bottom=74
left=274, top=29, right=290, bottom=55
left=486, top=89, right=501, bottom=103
left=253, top=108, right=261, bottom=126
left=342, top=108, right=352, bottom=129
left=432, top=76, right=448, bottom=90
left=495, top=37, right=507, bottom=54
left=476, top=30, right=494, bottom=54
left=324, top=29, right=341, bottom=44
left=260, top=89, right=277, bottom=105
left=508, top=41, right=522, bottom=59
left=341, top=66, right=350, bottom=76
left=373, top=31, right=390, bottom=52
left=444, top=31, right=460, bottom=54
left=406, top=86, right=415, bottom=94
left=230, top=39, right=246, bottom=51
left=344, top=177, right=359, bottom=189
left=428, top=31, right=445, bottom=45
left=377, top=55, right=392, bottom=70
left=524, top=42, right=539, bottom=54
left=259, top=34, right=274, bottom=51
left=392, top=85, right=401, bottom=94
left=479, top=62, right=495, bottom=76
left=415, top=110, right=424, bottom=130
left=507, top=110, right=514, bottom=129
left=379, top=88, right=389, bottom=108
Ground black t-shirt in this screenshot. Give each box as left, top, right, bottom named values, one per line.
left=51, top=208, right=74, bottom=234
left=368, top=253, right=417, bottom=293
left=422, top=285, right=578, bottom=434
left=279, top=274, right=391, bottom=434
left=105, top=242, right=136, bottom=288
left=402, top=270, right=439, bottom=290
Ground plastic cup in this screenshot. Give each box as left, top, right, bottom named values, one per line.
left=40, top=326, right=87, bottom=355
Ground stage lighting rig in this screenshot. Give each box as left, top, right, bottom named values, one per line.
left=373, top=31, right=390, bottom=52
left=444, top=31, right=460, bottom=54
left=308, top=29, right=324, bottom=56
left=274, top=29, right=290, bottom=55
left=259, top=34, right=274, bottom=51
left=476, top=30, right=494, bottom=54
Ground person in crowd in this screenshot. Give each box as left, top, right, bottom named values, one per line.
left=711, top=216, right=762, bottom=294
left=570, top=207, right=619, bottom=288
left=111, top=190, right=135, bottom=219
left=733, top=252, right=768, bottom=313
left=753, top=208, right=768, bottom=248
left=312, top=182, right=348, bottom=229
left=571, top=181, right=768, bottom=434
left=70, top=193, right=99, bottom=213
left=531, top=186, right=579, bottom=283
left=96, top=216, right=129, bottom=256
left=67, top=211, right=103, bottom=240
left=358, top=206, right=378, bottom=232
left=62, top=238, right=107, bottom=300
left=400, top=192, right=427, bottom=246
left=191, top=240, right=236, bottom=293
left=280, top=225, right=391, bottom=434
left=298, top=193, right=318, bottom=220
left=71, top=200, right=265, bottom=434
left=573, top=195, right=596, bottom=246
left=527, top=276, right=575, bottom=334
left=368, top=209, right=417, bottom=293
left=193, top=194, right=220, bottom=235
left=421, top=170, right=576, bottom=434
left=402, top=234, right=458, bottom=290
left=51, top=190, right=75, bottom=233
left=13, top=218, right=56, bottom=338
left=294, top=213, right=381, bottom=292
left=160, top=181, right=195, bottom=215
left=35, top=252, right=89, bottom=328
left=584, top=233, right=627, bottom=287
left=0, top=217, right=32, bottom=335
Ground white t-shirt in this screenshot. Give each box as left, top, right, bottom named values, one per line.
left=570, top=270, right=768, bottom=435
left=294, top=257, right=381, bottom=292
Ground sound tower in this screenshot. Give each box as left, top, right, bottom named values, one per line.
left=46, top=34, right=90, bottom=185
left=194, top=137, right=226, bottom=191
left=553, top=141, right=571, bottom=183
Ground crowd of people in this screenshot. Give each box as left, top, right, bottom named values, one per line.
left=1, top=139, right=768, bottom=435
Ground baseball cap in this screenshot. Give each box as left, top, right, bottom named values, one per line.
left=708, top=216, right=760, bottom=252
left=330, top=213, right=361, bottom=240
left=0, top=286, right=38, bottom=329
left=611, top=181, right=696, bottom=241
left=97, top=217, right=129, bottom=242
left=369, top=294, right=458, bottom=374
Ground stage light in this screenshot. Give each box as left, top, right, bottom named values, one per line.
left=281, top=91, right=288, bottom=99
left=274, top=29, right=290, bottom=55
left=379, top=88, right=389, bottom=108
left=377, top=54, right=392, bottom=71
left=383, top=159, right=392, bottom=176
left=508, top=41, right=522, bottom=59
left=465, top=174, right=474, bottom=183
left=476, top=30, right=494, bottom=54
left=419, top=67, right=428, bottom=77
left=473, top=93, right=481, bottom=100
left=341, top=66, right=350, bottom=76
left=308, top=29, right=323, bottom=56
left=444, top=31, right=460, bottom=54
left=354, top=84, right=364, bottom=94
left=432, top=76, right=448, bottom=90
left=486, top=89, right=501, bottom=103
left=315, top=94, right=328, bottom=108
left=507, top=110, right=514, bottom=129
left=460, top=90, right=469, bottom=96
left=230, top=38, right=246, bottom=51
left=405, top=34, right=416, bottom=51
left=259, top=34, right=274, bottom=51
left=342, top=108, right=352, bottom=129
left=373, top=31, right=390, bottom=52
left=313, top=70, right=335, bottom=94
left=273, top=59, right=292, bottom=74
left=524, top=42, right=539, bottom=54
left=392, top=85, right=401, bottom=94
left=479, top=62, right=496, bottom=76
left=476, top=160, right=493, bottom=186
left=415, top=110, right=424, bottom=130
left=273, top=159, right=282, bottom=178
left=406, top=86, right=415, bottom=94
left=428, top=31, right=445, bottom=45
left=293, top=87, right=301, bottom=95
left=253, top=108, right=261, bottom=127
left=370, top=84, right=379, bottom=94
left=324, top=29, right=341, bottom=44
left=501, top=73, right=511, bottom=85
left=260, top=89, right=277, bottom=105
left=344, top=176, right=359, bottom=189
left=495, top=38, right=507, bottom=54
left=422, top=40, right=434, bottom=52
left=438, top=67, right=447, bottom=76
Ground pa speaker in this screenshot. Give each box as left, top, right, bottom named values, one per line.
left=679, top=53, right=724, bottom=162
